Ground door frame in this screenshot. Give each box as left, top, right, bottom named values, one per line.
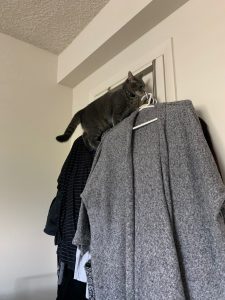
left=89, top=38, right=177, bottom=103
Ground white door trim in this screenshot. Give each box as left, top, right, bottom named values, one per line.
left=89, top=38, right=177, bottom=103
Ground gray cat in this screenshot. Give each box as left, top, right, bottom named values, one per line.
left=56, top=71, right=145, bottom=149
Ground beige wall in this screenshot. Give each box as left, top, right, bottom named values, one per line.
left=72, top=0, right=225, bottom=180
left=0, top=33, right=72, bottom=299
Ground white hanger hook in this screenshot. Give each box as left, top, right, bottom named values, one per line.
left=141, top=92, right=152, bottom=104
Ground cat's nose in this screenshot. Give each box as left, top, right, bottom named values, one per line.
left=136, top=90, right=145, bottom=97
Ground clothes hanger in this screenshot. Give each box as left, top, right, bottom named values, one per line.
left=139, top=92, right=156, bottom=111
left=133, top=92, right=158, bottom=130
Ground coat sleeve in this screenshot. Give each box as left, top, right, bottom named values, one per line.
left=43, top=190, right=63, bottom=236
left=72, top=138, right=104, bottom=253
left=72, top=201, right=91, bottom=254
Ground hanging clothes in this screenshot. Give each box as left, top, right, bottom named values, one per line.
left=74, top=248, right=92, bottom=299
left=56, top=263, right=87, bottom=300
left=56, top=137, right=94, bottom=270
left=44, top=135, right=95, bottom=268
left=84, top=260, right=96, bottom=300
left=44, top=135, right=95, bottom=299
left=73, top=100, right=225, bottom=300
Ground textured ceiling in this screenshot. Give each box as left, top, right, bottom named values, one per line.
left=0, top=0, right=110, bottom=54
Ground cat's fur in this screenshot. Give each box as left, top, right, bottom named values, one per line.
left=56, top=71, right=145, bottom=149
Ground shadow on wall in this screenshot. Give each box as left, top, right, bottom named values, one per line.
left=1, top=273, right=57, bottom=300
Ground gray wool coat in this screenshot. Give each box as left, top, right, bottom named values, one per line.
left=73, top=100, right=225, bottom=300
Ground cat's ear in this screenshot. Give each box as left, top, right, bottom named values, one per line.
left=128, top=71, right=134, bottom=81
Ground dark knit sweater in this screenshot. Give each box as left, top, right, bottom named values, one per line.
left=44, top=136, right=95, bottom=269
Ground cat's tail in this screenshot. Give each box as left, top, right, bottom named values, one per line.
left=56, top=110, right=82, bottom=142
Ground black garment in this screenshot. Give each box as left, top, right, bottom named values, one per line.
left=57, top=136, right=95, bottom=269
left=57, top=263, right=87, bottom=300
left=44, top=191, right=63, bottom=236
left=199, top=117, right=221, bottom=175
left=44, top=136, right=95, bottom=269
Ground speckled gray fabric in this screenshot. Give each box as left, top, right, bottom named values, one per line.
left=73, top=100, right=225, bottom=300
